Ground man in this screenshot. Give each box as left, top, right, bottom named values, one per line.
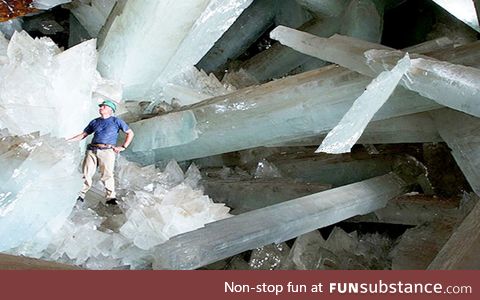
left=68, top=100, right=134, bottom=205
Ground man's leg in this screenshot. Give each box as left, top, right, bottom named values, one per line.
left=97, top=149, right=117, bottom=199
left=80, top=150, right=97, bottom=199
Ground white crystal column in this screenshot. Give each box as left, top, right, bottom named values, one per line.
left=98, top=0, right=252, bottom=100
left=33, top=0, right=71, bottom=9
left=431, top=0, right=480, bottom=33
left=278, top=112, right=443, bottom=147
left=152, top=173, right=408, bottom=269
left=0, top=134, right=81, bottom=254
left=98, top=0, right=211, bottom=98
left=197, top=0, right=276, bottom=74
left=70, top=0, right=117, bottom=37
left=0, top=31, right=98, bottom=138
left=316, top=54, right=410, bottom=153
left=148, top=0, right=254, bottom=99
left=127, top=39, right=477, bottom=162
left=430, top=109, right=480, bottom=196
left=271, top=27, right=480, bottom=118
left=126, top=65, right=439, bottom=162
left=238, top=17, right=341, bottom=84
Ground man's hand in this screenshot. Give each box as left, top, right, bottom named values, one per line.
left=113, top=146, right=126, bottom=153
left=67, top=132, right=88, bottom=142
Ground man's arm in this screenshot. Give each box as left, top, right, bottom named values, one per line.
left=67, top=132, right=88, bottom=142
left=114, top=129, right=134, bottom=153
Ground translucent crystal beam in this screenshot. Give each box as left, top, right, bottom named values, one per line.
left=148, top=0, right=254, bottom=99
left=430, top=109, right=480, bottom=196
left=431, top=0, right=480, bottom=33
left=277, top=112, right=443, bottom=147
left=428, top=199, right=480, bottom=269
left=126, top=65, right=439, bottom=161
left=270, top=26, right=480, bottom=118
left=98, top=0, right=252, bottom=100
left=69, top=0, right=117, bottom=37
left=197, top=0, right=276, bottom=74
left=126, top=39, right=478, bottom=163
left=152, top=173, right=408, bottom=269
left=98, top=0, right=212, bottom=99
left=0, top=31, right=98, bottom=138
left=0, top=133, right=81, bottom=254
left=231, top=0, right=383, bottom=86
left=316, top=54, right=411, bottom=154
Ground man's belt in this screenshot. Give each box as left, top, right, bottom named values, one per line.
left=87, top=143, right=115, bottom=151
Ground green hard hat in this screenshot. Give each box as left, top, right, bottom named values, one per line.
left=99, top=100, right=117, bottom=112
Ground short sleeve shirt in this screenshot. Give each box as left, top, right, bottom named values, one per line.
left=84, top=116, right=130, bottom=145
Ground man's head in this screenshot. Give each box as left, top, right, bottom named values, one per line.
left=98, top=100, right=117, bottom=117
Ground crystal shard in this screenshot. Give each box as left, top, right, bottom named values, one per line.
left=271, top=27, right=480, bottom=118
left=69, top=0, right=117, bottom=37
left=0, top=31, right=98, bottom=138
left=430, top=109, right=480, bottom=196
left=98, top=0, right=252, bottom=100
left=153, top=173, right=408, bottom=269
left=0, top=132, right=81, bottom=254
left=316, top=54, right=411, bottom=154
left=431, top=0, right=480, bottom=33
left=148, top=0, right=254, bottom=100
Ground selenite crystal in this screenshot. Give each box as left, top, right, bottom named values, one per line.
left=316, top=54, right=411, bottom=154
left=271, top=27, right=480, bottom=118
left=69, top=0, right=117, bottom=37
left=99, top=0, right=252, bottom=101
left=33, top=0, right=72, bottom=10
left=0, top=19, right=23, bottom=39
left=431, top=0, right=480, bottom=33
left=0, top=131, right=81, bottom=255
left=43, top=156, right=231, bottom=268
left=0, top=31, right=99, bottom=138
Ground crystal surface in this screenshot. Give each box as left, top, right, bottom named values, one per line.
left=340, top=0, right=384, bottom=43
left=0, top=132, right=81, bottom=254
left=0, top=19, right=22, bottom=39
left=430, top=109, right=480, bottom=196
left=0, top=31, right=99, bottom=138
left=197, top=0, right=276, bottom=74
left=69, top=0, right=117, bottom=37
left=152, top=173, right=407, bottom=269
left=148, top=0, right=254, bottom=102
left=316, top=54, right=411, bottom=154
left=126, top=64, right=441, bottom=163
left=33, top=0, right=72, bottom=9
left=296, top=0, right=349, bottom=17
left=271, top=27, right=480, bottom=118
left=98, top=0, right=252, bottom=100
left=431, top=0, right=480, bottom=33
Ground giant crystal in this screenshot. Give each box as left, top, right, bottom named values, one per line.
left=0, top=131, right=81, bottom=255
left=431, top=0, right=480, bottom=33
left=430, top=109, right=480, bottom=196
left=270, top=27, right=480, bottom=118
left=0, top=31, right=99, bottom=138
left=69, top=0, right=117, bottom=37
left=153, top=173, right=408, bottom=269
left=98, top=0, right=253, bottom=100
left=316, top=53, right=411, bottom=154
left=43, top=157, right=232, bottom=268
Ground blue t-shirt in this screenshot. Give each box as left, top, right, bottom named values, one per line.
left=84, top=116, right=130, bottom=145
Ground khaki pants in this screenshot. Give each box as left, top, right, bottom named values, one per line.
left=80, top=149, right=116, bottom=199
